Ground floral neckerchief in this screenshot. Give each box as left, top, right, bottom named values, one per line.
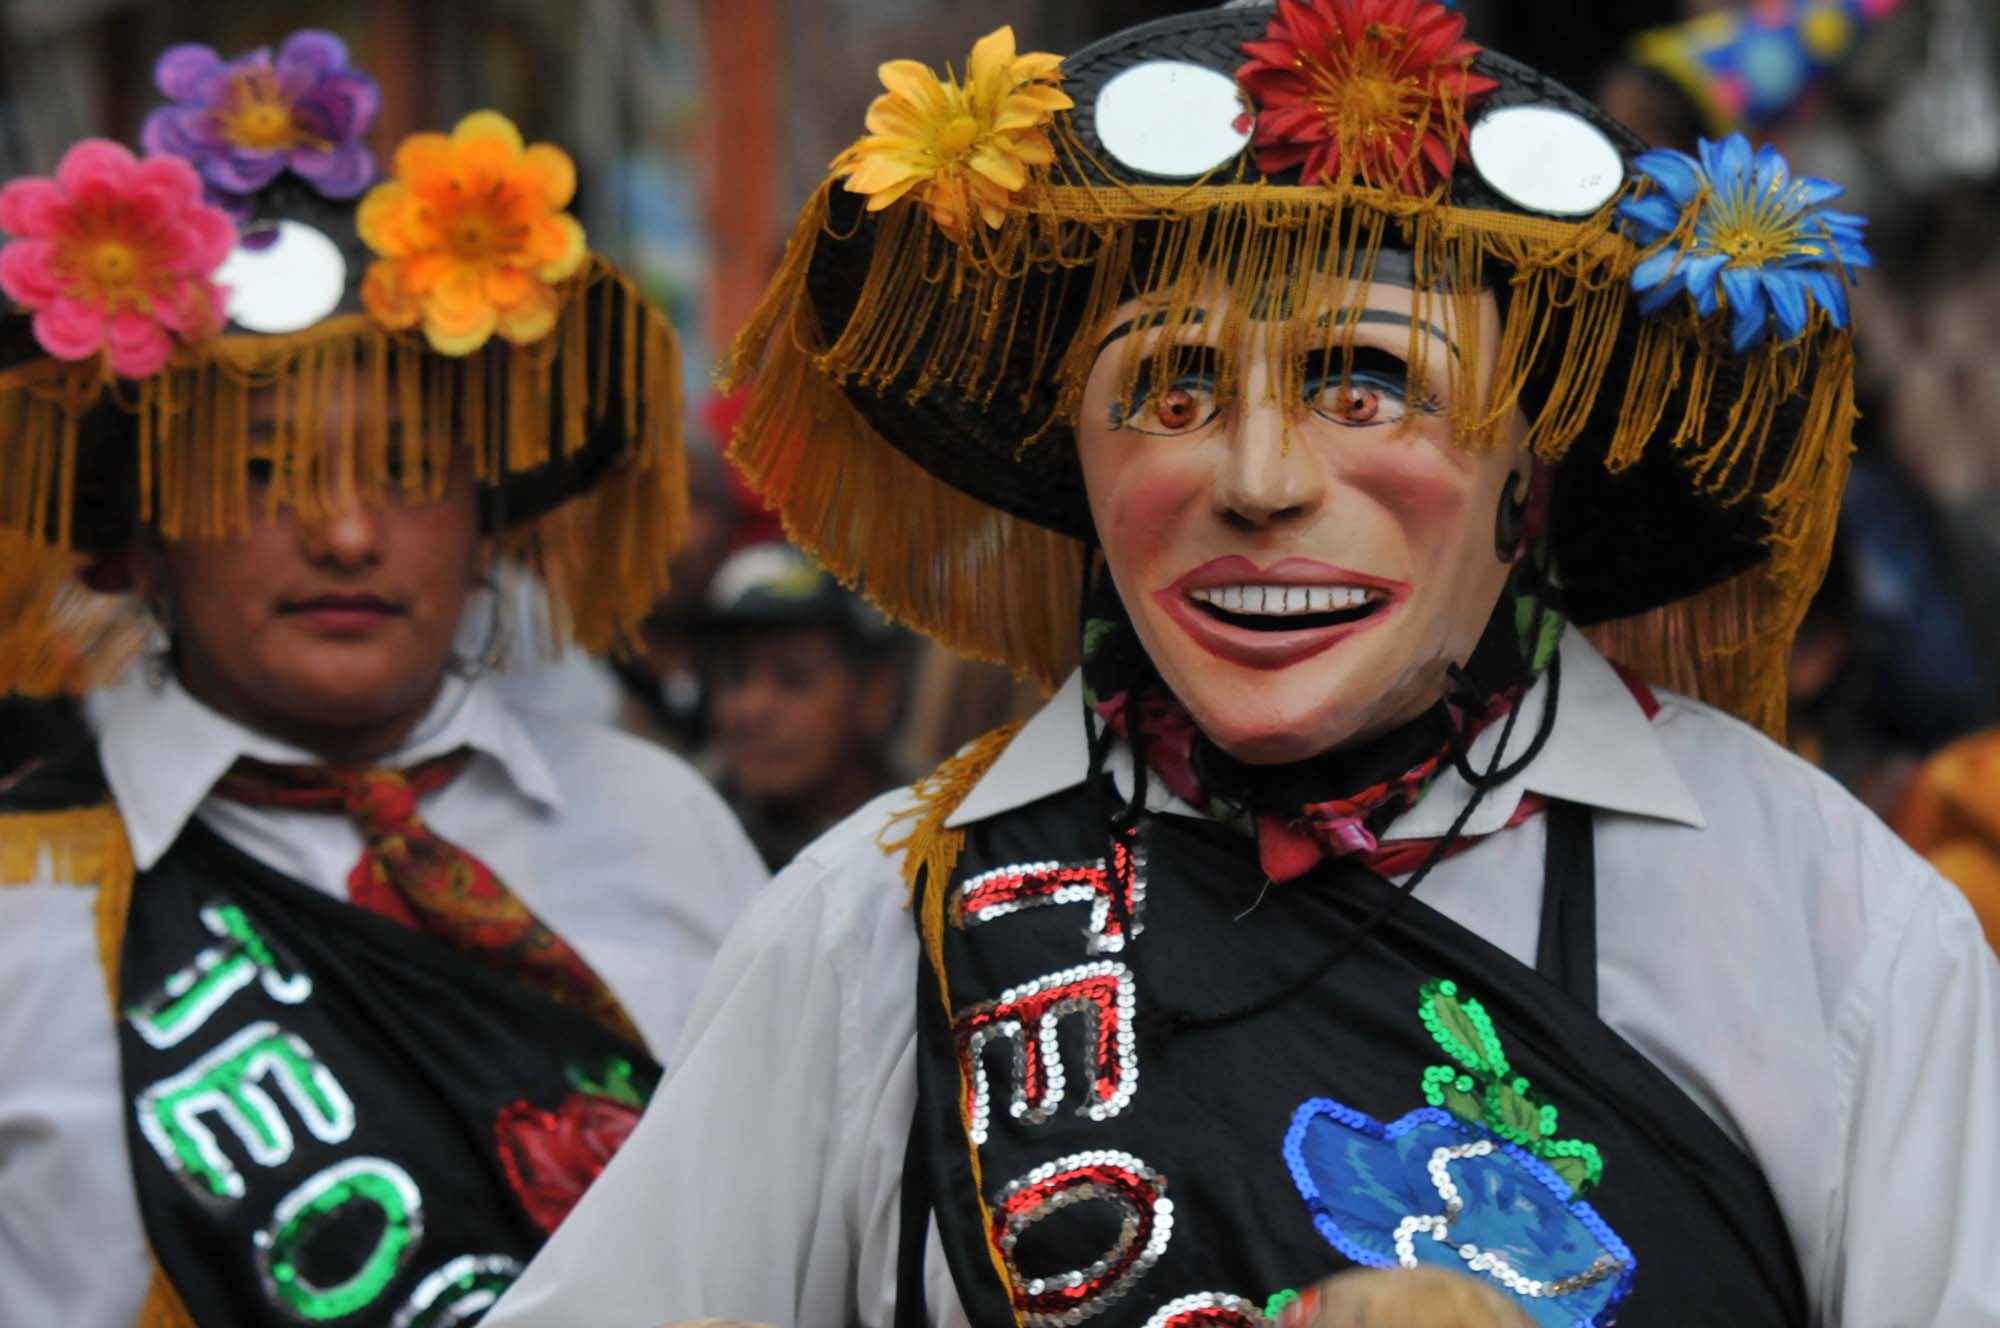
left=1080, top=559, right=1565, bottom=883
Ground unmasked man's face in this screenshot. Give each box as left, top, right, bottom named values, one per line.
left=1073, top=277, right=1531, bottom=764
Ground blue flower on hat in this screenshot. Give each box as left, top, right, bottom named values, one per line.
left=1619, top=132, right=1870, bottom=353
left=1284, top=1101, right=1634, bottom=1326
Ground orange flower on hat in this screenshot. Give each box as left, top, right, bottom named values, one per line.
left=357, top=110, right=586, bottom=355
left=834, top=25, right=1072, bottom=236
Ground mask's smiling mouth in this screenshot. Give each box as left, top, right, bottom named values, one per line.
left=1186, top=583, right=1388, bottom=633
left=1153, top=555, right=1407, bottom=670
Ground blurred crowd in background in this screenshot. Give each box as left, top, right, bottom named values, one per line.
left=2, top=0, right=1999, bottom=889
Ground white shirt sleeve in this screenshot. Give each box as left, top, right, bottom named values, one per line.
left=1829, top=869, right=2000, bottom=1325
left=485, top=794, right=920, bottom=1328
left=0, top=883, right=154, bottom=1328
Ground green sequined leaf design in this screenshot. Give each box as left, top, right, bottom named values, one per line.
left=1417, top=978, right=1605, bottom=1194
left=566, top=1056, right=648, bottom=1109
left=1081, top=616, right=1120, bottom=664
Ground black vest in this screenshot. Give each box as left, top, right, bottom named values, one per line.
left=902, top=789, right=1807, bottom=1327
left=4, top=743, right=659, bottom=1326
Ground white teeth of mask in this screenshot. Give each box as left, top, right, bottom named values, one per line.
left=1191, top=585, right=1376, bottom=616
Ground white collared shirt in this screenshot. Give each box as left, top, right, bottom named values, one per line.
left=487, top=629, right=2000, bottom=1328
left=0, top=669, right=768, bottom=1328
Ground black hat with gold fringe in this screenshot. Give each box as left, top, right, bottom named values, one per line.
left=722, top=0, right=1869, bottom=735
left=0, top=29, right=686, bottom=696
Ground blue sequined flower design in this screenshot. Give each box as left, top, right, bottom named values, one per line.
left=1619, top=132, right=1870, bottom=353
left=1284, top=1101, right=1633, bottom=1328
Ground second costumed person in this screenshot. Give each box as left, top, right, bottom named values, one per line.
left=0, top=30, right=765, bottom=1328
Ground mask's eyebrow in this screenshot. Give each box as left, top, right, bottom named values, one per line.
left=1315, top=307, right=1460, bottom=362
left=1096, top=307, right=1207, bottom=356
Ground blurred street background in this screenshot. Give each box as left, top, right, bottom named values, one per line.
left=4, top=0, right=1999, bottom=870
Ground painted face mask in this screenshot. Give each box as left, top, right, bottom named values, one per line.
left=1073, top=272, right=1532, bottom=765
left=1061, top=262, right=1566, bottom=878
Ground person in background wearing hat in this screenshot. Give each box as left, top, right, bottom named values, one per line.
left=497, top=434, right=747, bottom=753
left=704, top=543, right=909, bottom=872
left=0, top=31, right=764, bottom=1328
left=489, top=4, right=1998, bottom=1326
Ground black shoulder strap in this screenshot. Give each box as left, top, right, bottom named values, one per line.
left=1535, top=798, right=1598, bottom=1013
left=895, top=1094, right=932, bottom=1328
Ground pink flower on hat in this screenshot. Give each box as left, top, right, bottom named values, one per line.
left=0, top=140, right=236, bottom=378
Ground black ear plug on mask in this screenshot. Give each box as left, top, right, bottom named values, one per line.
left=1494, top=470, right=1529, bottom=563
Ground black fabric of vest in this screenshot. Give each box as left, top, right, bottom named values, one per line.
left=113, top=811, right=659, bottom=1326
left=901, top=793, right=1806, bottom=1327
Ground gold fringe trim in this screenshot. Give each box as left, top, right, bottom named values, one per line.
left=136, top=1269, right=196, bottom=1328
left=1583, top=569, right=1790, bottom=737
left=0, top=533, right=145, bottom=697
left=0, top=806, right=192, bottom=1325
left=724, top=164, right=1855, bottom=730
left=876, top=722, right=1026, bottom=1306
left=0, top=804, right=135, bottom=1006
left=727, top=278, right=1085, bottom=689
left=0, top=254, right=686, bottom=692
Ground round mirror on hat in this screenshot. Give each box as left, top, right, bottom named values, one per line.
left=1468, top=105, right=1627, bottom=217
left=1091, top=60, right=1254, bottom=179
left=216, top=220, right=348, bottom=334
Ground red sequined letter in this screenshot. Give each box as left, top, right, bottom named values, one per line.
left=992, top=1150, right=1171, bottom=1326
left=954, top=961, right=1137, bottom=1143
left=954, top=834, right=1147, bottom=955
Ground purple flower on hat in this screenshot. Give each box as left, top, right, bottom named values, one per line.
left=141, top=29, right=378, bottom=218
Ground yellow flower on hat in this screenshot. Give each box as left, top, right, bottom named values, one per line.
left=357, top=110, right=587, bottom=355
left=834, top=25, right=1072, bottom=237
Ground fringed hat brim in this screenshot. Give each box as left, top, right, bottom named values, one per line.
left=0, top=254, right=688, bottom=691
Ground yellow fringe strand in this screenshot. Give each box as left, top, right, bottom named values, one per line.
left=724, top=166, right=1854, bottom=734
left=876, top=722, right=1027, bottom=1306
left=0, top=255, right=686, bottom=694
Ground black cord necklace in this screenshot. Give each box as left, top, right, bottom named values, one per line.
left=1077, top=645, right=1562, bottom=1041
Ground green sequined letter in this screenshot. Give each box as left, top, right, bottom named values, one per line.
left=128, top=902, right=311, bottom=1050
left=135, top=1020, right=355, bottom=1200
left=256, top=1156, right=424, bottom=1320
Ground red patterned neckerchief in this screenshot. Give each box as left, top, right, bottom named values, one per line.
left=1096, top=665, right=1662, bottom=883
left=1094, top=683, right=1542, bottom=883
left=217, top=750, right=643, bottom=1046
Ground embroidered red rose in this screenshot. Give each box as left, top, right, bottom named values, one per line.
left=1236, top=0, right=1498, bottom=192
left=494, top=1091, right=643, bottom=1233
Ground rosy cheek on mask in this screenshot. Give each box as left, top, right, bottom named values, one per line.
left=1341, top=444, right=1470, bottom=540
left=1097, top=459, right=1211, bottom=575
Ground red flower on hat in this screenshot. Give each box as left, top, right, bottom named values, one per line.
left=1237, top=0, right=1498, bottom=192
left=0, top=141, right=234, bottom=378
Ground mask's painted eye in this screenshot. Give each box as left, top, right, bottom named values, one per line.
left=1154, top=387, right=1203, bottom=430
left=1112, top=350, right=1224, bottom=436
left=1314, top=383, right=1388, bottom=426
left=1303, top=350, right=1421, bottom=428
